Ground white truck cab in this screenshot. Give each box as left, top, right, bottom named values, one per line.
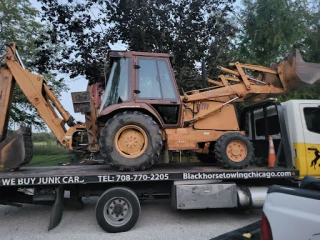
left=247, top=99, right=320, bottom=179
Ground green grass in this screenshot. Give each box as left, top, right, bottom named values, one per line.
left=33, top=142, right=71, bottom=155
left=29, top=141, right=83, bottom=167
left=30, top=154, right=71, bottom=167
left=33, top=141, right=49, bottom=146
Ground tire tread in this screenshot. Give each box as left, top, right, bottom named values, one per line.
left=99, top=111, right=162, bottom=171
left=214, top=132, right=254, bottom=169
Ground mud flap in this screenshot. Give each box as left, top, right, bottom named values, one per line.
left=48, top=185, right=64, bottom=231
left=0, top=125, right=33, bottom=170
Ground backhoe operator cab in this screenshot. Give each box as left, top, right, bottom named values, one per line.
left=98, top=51, right=181, bottom=126
left=95, top=51, right=182, bottom=171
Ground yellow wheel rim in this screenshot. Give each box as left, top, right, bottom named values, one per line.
left=114, top=125, right=148, bottom=158
left=226, top=140, right=247, bottom=162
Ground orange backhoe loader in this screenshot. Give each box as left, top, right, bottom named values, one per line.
left=1, top=42, right=319, bottom=171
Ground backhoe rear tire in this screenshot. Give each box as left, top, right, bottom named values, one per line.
left=214, top=132, right=253, bottom=169
left=99, top=111, right=163, bottom=171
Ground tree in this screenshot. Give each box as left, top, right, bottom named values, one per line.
left=300, top=0, right=320, bottom=63
left=205, top=17, right=237, bottom=84
left=0, top=0, right=42, bottom=62
left=0, top=0, right=68, bottom=130
left=36, top=0, right=236, bottom=90
left=32, top=132, right=56, bottom=142
left=233, top=0, right=320, bottom=101
left=236, top=0, right=311, bottom=65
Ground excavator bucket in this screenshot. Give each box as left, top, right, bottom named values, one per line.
left=0, top=126, right=33, bottom=170
left=277, top=50, right=320, bottom=92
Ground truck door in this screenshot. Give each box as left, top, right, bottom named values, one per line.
left=300, top=104, right=320, bottom=178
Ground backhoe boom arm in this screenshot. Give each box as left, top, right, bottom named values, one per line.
left=0, top=43, right=86, bottom=154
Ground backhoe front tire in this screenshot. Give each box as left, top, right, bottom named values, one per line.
left=99, top=111, right=163, bottom=171
left=214, top=132, right=253, bottom=169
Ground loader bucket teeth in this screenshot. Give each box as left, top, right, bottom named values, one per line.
left=0, top=126, right=33, bottom=170
left=278, top=50, right=320, bottom=92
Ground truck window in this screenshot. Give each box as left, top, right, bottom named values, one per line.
left=304, top=107, right=320, bottom=134
left=255, top=115, right=280, bottom=136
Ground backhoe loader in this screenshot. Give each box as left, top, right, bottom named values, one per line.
left=0, top=42, right=319, bottom=171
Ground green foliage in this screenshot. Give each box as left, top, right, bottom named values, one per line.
left=0, top=0, right=42, bottom=62
left=32, top=132, right=84, bottom=165
left=33, top=141, right=70, bottom=155
left=32, top=132, right=56, bottom=142
left=0, top=0, right=68, bottom=130
left=236, top=0, right=310, bottom=65
left=233, top=0, right=320, bottom=101
left=31, top=136, right=82, bottom=166
left=36, top=0, right=236, bottom=91
left=278, top=84, right=320, bottom=102
left=6, top=0, right=317, bottom=112
left=300, top=0, right=320, bottom=63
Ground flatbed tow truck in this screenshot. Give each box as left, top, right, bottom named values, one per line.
left=1, top=43, right=319, bottom=233
left=0, top=164, right=297, bottom=233
left=0, top=100, right=306, bottom=233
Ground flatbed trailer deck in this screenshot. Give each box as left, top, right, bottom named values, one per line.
left=0, top=164, right=298, bottom=187
left=0, top=163, right=298, bottom=233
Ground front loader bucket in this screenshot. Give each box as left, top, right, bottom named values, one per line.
left=0, top=126, right=33, bottom=170
left=277, top=50, right=320, bottom=92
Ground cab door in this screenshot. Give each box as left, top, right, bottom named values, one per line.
left=134, top=56, right=181, bottom=127
left=299, top=103, right=320, bottom=177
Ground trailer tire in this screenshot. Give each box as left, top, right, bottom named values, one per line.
left=214, top=132, right=253, bottom=169
left=95, top=187, right=141, bottom=233
left=99, top=111, right=163, bottom=171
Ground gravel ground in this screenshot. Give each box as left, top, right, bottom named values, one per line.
left=0, top=197, right=261, bottom=240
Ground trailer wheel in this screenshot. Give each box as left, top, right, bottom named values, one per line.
left=95, top=187, right=140, bottom=233
left=214, top=132, right=253, bottom=169
left=99, top=111, right=163, bottom=171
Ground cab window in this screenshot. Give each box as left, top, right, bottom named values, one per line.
left=137, top=58, right=178, bottom=101
left=100, top=58, right=131, bottom=112
left=304, top=107, right=320, bottom=134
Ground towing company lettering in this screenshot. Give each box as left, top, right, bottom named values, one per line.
left=1, top=176, right=84, bottom=186
left=183, top=171, right=293, bottom=180
left=0, top=170, right=298, bottom=186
